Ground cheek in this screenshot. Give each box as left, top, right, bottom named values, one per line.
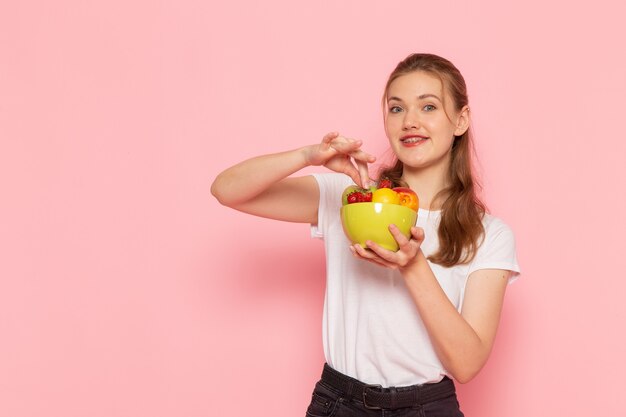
left=426, top=117, right=455, bottom=137
left=422, top=118, right=441, bottom=130
left=384, top=124, right=400, bottom=149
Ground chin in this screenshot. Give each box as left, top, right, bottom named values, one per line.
left=396, top=154, right=429, bottom=168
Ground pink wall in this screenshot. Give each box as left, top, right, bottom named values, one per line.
left=2, top=1, right=625, bottom=416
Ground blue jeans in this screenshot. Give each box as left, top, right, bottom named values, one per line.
left=305, top=367, right=464, bottom=417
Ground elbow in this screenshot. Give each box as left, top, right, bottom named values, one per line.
left=451, top=369, right=480, bottom=384
left=446, top=356, right=488, bottom=384
left=442, top=340, right=494, bottom=384
left=210, top=178, right=231, bottom=207
left=210, top=180, right=223, bottom=204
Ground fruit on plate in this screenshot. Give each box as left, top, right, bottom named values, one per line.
left=393, top=187, right=419, bottom=211
left=340, top=183, right=419, bottom=251
left=372, top=188, right=400, bottom=205
left=340, top=178, right=401, bottom=206
left=342, top=185, right=373, bottom=204
left=341, top=184, right=419, bottom=212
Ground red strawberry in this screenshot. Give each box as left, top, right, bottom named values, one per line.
left=378, top=178, right=393, bottom=189
left=347, top=192, right=360, bottom=204
left=346, top=188, right=374, bottom=204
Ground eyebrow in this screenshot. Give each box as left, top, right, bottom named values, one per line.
left=387, top=94, right=442, bottom=102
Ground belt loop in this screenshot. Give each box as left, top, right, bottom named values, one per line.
left=389, top=387, right=397, bottom=409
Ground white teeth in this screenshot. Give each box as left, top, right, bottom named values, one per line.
left=402, top=137, right=426, bottom=144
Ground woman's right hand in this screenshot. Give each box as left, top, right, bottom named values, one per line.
left=304, top=132, right=376, bottom=188
left=211, top=132, right=376, bottom=223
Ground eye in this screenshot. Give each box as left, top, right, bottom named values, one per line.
left=389, top=106, right=403, bottom=113
left=423, top=104, right=436, bottom=112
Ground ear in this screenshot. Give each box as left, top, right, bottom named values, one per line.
left=454, top=105, right=470, bottom=136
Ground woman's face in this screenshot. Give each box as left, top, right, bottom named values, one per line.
left=384, top=71, right=469, bottom=173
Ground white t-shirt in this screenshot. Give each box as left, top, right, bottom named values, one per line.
left=310, top=173, right=520, bottom=387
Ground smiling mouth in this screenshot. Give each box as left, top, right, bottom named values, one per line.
left=401, top=136, right=428, bottom=144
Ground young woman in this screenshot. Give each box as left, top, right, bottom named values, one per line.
left=211, top=53, right=520, bottom=416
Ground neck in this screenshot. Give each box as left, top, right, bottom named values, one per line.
left=402, top=158, right=451, bottom=210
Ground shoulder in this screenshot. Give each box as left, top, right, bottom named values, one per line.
left=481, top=214, right=516, bottom=242
left=470, top=213, right=521, bottom=277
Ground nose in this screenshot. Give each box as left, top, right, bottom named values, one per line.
left=402, top=110, right=420, bottom=130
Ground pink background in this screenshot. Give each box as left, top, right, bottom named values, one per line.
left=1, top=1, right=625, bottom=416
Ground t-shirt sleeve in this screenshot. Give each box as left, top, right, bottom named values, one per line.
left=468, top=217, right=521, bottom=284
left=310, top=173, right=353, bottom=239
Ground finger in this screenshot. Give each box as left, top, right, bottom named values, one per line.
left=388, top=224, right=411, bottom=248
left=321, top=132, right=339, bottom=150
left=330, top=137, right=362, bottom=154
left=363, top=240, right=401, bottom=264
left=322, top=132, right=339, bottom=142
left=410, top=227, right=425, bottom=244
left=341, top=160, right=364, bottom=187
left=386, top=226, right=422, bottom=263
left=349, top=148, right=377, bottom=164
left=330, top=140, right=370, bottom=188
left=355, top=159, right=371, bottom=189
left=354, top=243, right=382, bottom=261
left=353, top=244, right=395, bottom=268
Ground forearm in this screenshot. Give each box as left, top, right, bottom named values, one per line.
left=401, top=252, right=490, bottom=383
left=211, top=146, right=311, bottom=207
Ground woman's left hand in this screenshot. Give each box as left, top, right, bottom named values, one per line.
left=350, top=225, right=425, bottom=270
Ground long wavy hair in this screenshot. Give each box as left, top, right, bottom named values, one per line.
left=379, top=53, right=486, bottom=266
